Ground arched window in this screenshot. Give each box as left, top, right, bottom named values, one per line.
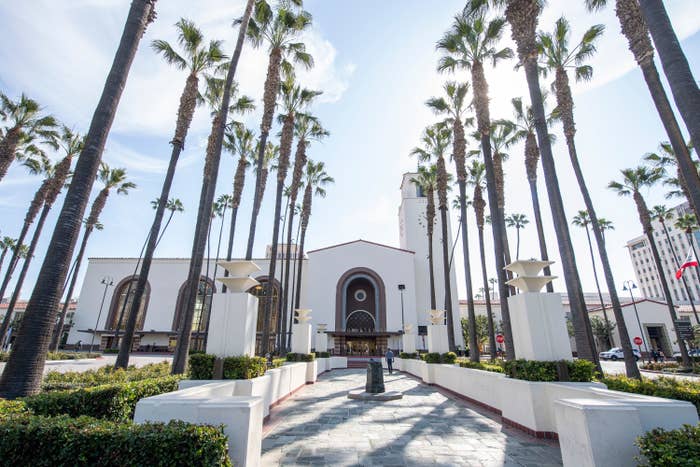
left=106, top=276, right=150, bottom=331
left=249, top=278, right=280, bottom=355
left=172, top=277, right=215, bottom=352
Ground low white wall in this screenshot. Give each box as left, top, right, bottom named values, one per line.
left=330, top=356, right=347, bottom=369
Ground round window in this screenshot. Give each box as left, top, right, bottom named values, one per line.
left=354, top=289, right=367, bottom=302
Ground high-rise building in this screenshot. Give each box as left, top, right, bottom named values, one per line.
left=626, top=201, right=700, bottom=304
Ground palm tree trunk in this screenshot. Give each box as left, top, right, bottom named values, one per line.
left=0, top=204, right=52, bottom=344
left=280, top=203, right=294, bottom=354
left=634, top=193, right=691, bottom=367
left=583, top=225, right=612, bottom=349
left=261, top=178, right=286, bottom=355
left=448, top=221, right=461, bottom=272
left=0, top=129, right=22, bottom=183
left=202, top=206, right=228, bottom=350
left=223, top=154, right=248, bottom=292
left=438, top=202, right=456, bottom=351
left=458, top=181, right=478, bottom=361
left=294, top=225, right=307, bottom=312
left=0, top=248, right=8, bottom=277
left=638, top=0, right=700, bottom=152
left=528, top=178, right=554, bottom=292
left=0, top=0, right=156, bottom=398
left=287, top=217, right=302, bottom=349
left=222, top=206, right=239, bottom=293
left=478, top=225, right=496, bottom=360
left=515, top=227, right=521, bottom=260
left=275, top=200, right=289, bottom=353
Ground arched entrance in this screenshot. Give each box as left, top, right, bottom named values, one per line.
left=248, top=276, right=280, bottom=355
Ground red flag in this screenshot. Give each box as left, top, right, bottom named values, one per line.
left=676, top=248, right=698, bottom=279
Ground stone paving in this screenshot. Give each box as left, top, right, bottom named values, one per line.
left=261, top=369, right=562, bottom=467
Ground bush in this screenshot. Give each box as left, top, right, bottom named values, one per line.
left=641, top=362, right=680, bottom=372
left=424, top=352, right=457, bottom=364
left=399, top=352, right=419, bottom=359
left=0, top=415, right=231, bottom=467
left=188, top=353, right=216, bottom=380
left=286, top=352, right=315, bottom=362
left=316, top=351, right=331, bottom=358
left=0, top=399, right=29, bottom=417
left=637, top=424, right=700, bottom=466
left=43, top=362, right=173, bottom=391
left=602, top=375, right=700, bottom=415
left=269, top=358, right=286, bottom=369
left=102, top=348, right=119, bottom=354
left=0, top=351, right=100, bottom=362
left=222, top=356, right=267, bottom=380
left=457, top=359, right=505, bottom=374
left=23, top=376, right=180, bottom=422
left=503, top=359, right=597, bottom=382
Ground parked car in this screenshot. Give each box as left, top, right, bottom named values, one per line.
left=672, top=348, right=700, bottom=358
left=599, top=347, right=641, bottom=361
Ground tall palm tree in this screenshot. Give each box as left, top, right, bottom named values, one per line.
left=608, top=166, right=692, bottom=367
left=222, top=125, right=255, bottom=291
left=0, top=92, right=58, bottom=182
left=464, top=0, right=600, bottom=365
left=426, top=81, right=479, bottom=361
left=52, top=165, right=135, bottom=351
left=0, top=237, right=16, bottom=275
left=585, top=0, right=700, bottom=220
left=538, top=15, right=637, bottom=374
left=0, top=0, right=157, bottom=398
left=261, top=79, right=321, bottom=354
left=505, top=213, right=528, bottom=259
left=280, top=114, right=327, bottom=351
left=644, top=141, right=695, bottom=204
left=292, top=160, right=333, bottom=316
left=168, top=76, right=254, bottom=374
left=411, top=123, right=458, bottom=350
left=467, top=159, right=497, bottom=359
left=411, top=165, right=439, bottom=311
left=504, top=96, right=554, bottom=291
left=437, top=10, right=516, bottom=358
left=243, top=0, right=314, bottom=260
left=636, top=1, right=700, bottom=154
left=572, top=210, right=612, bottom=349
left=651, top=205, right=700, bottom=324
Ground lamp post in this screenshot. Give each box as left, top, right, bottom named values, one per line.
left=398, top=284, right=406, bottom=331
left=623, top=280, right=650, bottom=363
left=90, top=276, right=114, bottom=352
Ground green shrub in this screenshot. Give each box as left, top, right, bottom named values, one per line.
left=102, top=348, right=119, bottom=354
left=424, top=352, right=441, bottom=364
left=457, top=359, right=505, bottom=374
left=188, top=353, right=216, bottom=380
left=269, top=358, right=286, bottom=369
left=637, top=424, right=700, bottom=466
left=424, top=352, right=457, bottom=364
left=286, top=352, right=315, bottom=362
left=223, top=355, right=267, bottom=380
left=24, top=376, right=180, bottom=422
left=43, top=362, right=173, bottom=391
left=0, top=399, right=29, bottom=417
left=503, top=359, right=597, bottom=382
left=316, top=351, right=331, bottom=358
left=641, top=362, right=681, bottom=372
left=0, top=415, right=231, bottom=467
left=602, top=375, right=700, bottom=415
left=567, top=359, right=598, bottom=382
left=0, top=351, right=100, bottom=362
left=399, top=352, right=419, bottom=359
left=442, top=352, right=457, bottom=364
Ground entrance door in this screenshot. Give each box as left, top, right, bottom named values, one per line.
left=346, top=337, right=377, bottom=356
left=646, top=325, right=672, bottom=357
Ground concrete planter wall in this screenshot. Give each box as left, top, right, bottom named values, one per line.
left=330, top=356, right=347, bottom=369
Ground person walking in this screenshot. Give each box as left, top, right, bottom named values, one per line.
left=385, top=348, right=394, bottom=374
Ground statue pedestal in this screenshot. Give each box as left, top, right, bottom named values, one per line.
left=314, top=332, right=327, bottom=352
left=206, top=293, right=259, bottom=357
left=402, top=334, right=416, bottom=353
left=427, top=325, right=449, bottom=353
left=291, top=323, right=312, bottom=354
left=508, top=292, right=573, bottom=361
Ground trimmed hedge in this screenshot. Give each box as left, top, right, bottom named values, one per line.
left=602, top=375, right=700, bottom=415
left=423, top=352, right=457, bottom=364
left=0, top=399, right=29, bottom=417
left=637, top=424, right=700, bottom=466
left=0, top=415, right=231, bottom=467
left=43, top=362, right=173, bottom=391
left=270, top=358, right=286, bottom=369
left=399, top=352, right=419, bottom=360
left=457, top=359, right=505, bottom=374
left=504, top=359, right=597, bottom=382
left=315, top=351, right=331, bottom=358
left=23, top=376, right=180, bottom=422
left=188, top=353, right=216, bottom=380
left=223, top=356, right=267, bottom=380
left=0, top=351, right=101, bottom=362
left=286, top=352, right=315, bottom=362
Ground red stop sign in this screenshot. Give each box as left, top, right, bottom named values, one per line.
left=633, top=337, right=643, bottom=346
left=496, top=334, right=505, bottom=344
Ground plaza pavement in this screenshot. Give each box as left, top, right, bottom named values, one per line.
left=261, top=369, right=563, bottom=467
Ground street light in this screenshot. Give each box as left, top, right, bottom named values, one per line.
left=398, top=284, right=406, bottom=332
left=623, top=280, right=650, bottom=363
left=90, top=276, right=114, bottom=352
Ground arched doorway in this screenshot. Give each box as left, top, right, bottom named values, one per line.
left=172, top=276, right=216, bottom=352
left=103, top=275, right=150, bottom=350
left=248, top=277, right=280, bottom=355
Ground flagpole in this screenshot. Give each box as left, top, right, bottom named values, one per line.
left=663, top=222, right=700, bottom=324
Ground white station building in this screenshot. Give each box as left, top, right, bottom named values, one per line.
left=68, top=173, right=462, bottom=354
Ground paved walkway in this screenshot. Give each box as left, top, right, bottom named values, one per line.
left=261, top=369, right=562, bottom=467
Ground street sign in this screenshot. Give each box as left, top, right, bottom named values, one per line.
left=496, top=334, right=504, bottom=344
left=633, top=336, right=643, bottom=346
left=675, top=320, right=695, bottom=340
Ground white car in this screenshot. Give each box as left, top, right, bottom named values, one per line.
left=599, top=347, right=641, bottom=361
left=672, top=349, right=700, bottom=358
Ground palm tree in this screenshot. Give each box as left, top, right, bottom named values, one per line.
left=411, top=123, right=458, bottom=350
left=292, top=160, right=333, bottom=318
left=504, top=96, right=554, bottom=291
left=0, top=92, right=58, bottom=182
left=585, top=0, right=700, bottom=220
left=468, top=159, right=497, bottom=359
left=636, top=1, right=700, bottom=154
left=505, top=213, right=529, bottom=259
left=0, top=0, right=156, bottom=398
left=426, top=81, right=479, bottom=361
left=572, top=210, right=612, bottom=349
left=437, top=10, right=516, bottom=358
left=243, top=0, right=314, bottom=260
left=260, top=79, right=322, bottom=355
left=411, top=165, right=439, bottom=311
left=644, top=141, right=695, bottom=204
left=51, top=165, right=135, bottom=351
left=538, top=15, right=636, bottom=374
left=280, top=114, right=327, bottom=351
left=608, top=166, right=692, bottom=368
left=651, top=205, right=700, bottom=325
left=0, top=237, right=16, bottom=275
left=222, top=125, right=255, bottom=291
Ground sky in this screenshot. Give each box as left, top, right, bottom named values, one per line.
left=0, top=0, right=699, bottom=302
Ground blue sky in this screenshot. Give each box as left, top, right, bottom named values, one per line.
left=0, top=0, right=699, bottom=301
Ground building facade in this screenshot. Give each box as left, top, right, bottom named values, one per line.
left=67, top=173, right=462, bottom=354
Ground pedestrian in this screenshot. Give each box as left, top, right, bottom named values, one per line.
left=652, top=348, right=659, bottom=363
left=657, top=348, right=665, bottom=362
left=75, top=340, right=82, bottom=352
left=385, top=348, right=394, bottom=374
